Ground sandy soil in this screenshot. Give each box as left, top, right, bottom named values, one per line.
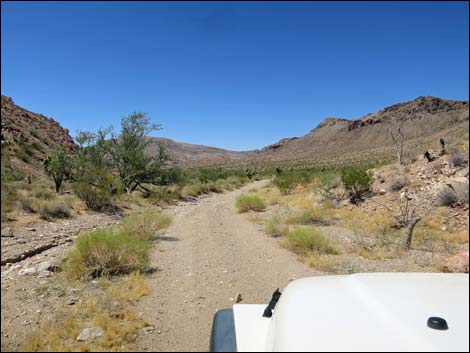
left=134, top=180, right=317, bottom=352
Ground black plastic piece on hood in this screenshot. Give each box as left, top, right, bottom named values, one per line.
left=210, top=308, right=238, bottom=352
left=263, top=288, right=282, bottom=318
left=427, top=316, right=449, bottom=330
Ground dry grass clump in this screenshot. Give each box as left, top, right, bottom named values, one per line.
left=285, top=207, right=332, bottom=226
left=235, top=195, right=266, bottom=213
left=32, top=186, right=55, bottom=200
left=22, top=272, right=149, bottom=352
left=66, top=229, right=150, bottom=279
left=307, top=254, right=340, bottom=272
left=281, top=227, right=340, bottom=255
left=17, top=192, right=39, bottom=213
left=264, top=215, right=289, bottom=237
left=39, top=200, right=71, bottom=220
left=181, top=183, right=204, bottom=198
left=119, top=209, right=172, bottom=241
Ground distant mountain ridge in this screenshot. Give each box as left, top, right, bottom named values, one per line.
left=1, top=94, right=468, bottom=174
left=144, top=137, right=257, bottom=167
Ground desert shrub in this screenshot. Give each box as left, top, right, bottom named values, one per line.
left=18, top=142, right=33, bottom=163
left=196, top=167, right=229, bottom=183
left=264, top=215, right=289, bottom=237
left=159, top=167, right=187, bottom=185
left=318, top=173, right=341, bottom=196
left=17, top=193, right=39, bottom=213
left=286, top=208, right=331, bottom=226
left=31, top=141, right=44, bottom=151
left=282, top=227, right=340, bottom=255
left=222, top=176, right=245, bottom=190
left=389, top=176, right=408, bottom=192
left=32, top=187, right=55, bottom=200
left=341, top=165, right=373, bottom=203
left=199, top=181, right=220, bottom=194
left=146, top=185, right=181, bottom=205
left=66, top=229, right=150, bottom=279
left=273, top=173, right=298, bottom=195
left=236, top=195, right=266, bottom=213
left=181, top=183, right=204, bottom=198
left=448, top=154, right=467, bottom=168
left=38, top=201, right=71, bottom=220
left=436, top=183, right=469, bottom=206
left=73, top=182, right=115, bottom=211
left=119, top=209, right=171, bottom=241
left=1, top=182, right=16, bottom=223
left=30, top=128, right=40, bottom=138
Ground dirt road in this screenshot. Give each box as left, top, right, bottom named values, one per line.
left=135, top=180, right=316, bottom=352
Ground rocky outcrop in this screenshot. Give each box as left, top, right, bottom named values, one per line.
left=1, top=95, right=77, bottom=176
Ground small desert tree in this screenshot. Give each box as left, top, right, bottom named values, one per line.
left=43, top=147, right=71, bottom=193
left=108, top=112, right=168, bottom=193
left=373, top=193, right=428, bottom=250
left=341, top=165, right=373, bottom=203
left=388, top=117, right=405, bottom=165
left=72, top=128, right=121, bottom=211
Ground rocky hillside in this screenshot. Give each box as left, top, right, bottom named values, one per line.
left=1, top=95, right=76, bottom=176
left=249, top=96, right=469, bottom=169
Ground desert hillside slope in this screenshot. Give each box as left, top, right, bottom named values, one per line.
left=246, top=96, right=469, bottom=168
left=145, top=137, right=257, bottom=167
left=1, top=95, right=76, bottom=176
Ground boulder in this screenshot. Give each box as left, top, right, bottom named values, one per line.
left=19, top=267, right=37, bottom=276
left=1, top=227, right=13, bottom=237
left=37, top=260, right=61, bottom=273
left=443, top=252, right=469, bottom=273
left=76, top=327, right=103, bottom=342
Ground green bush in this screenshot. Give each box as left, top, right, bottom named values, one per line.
left=38, top=201, right=71, bottom=220
left=273, top=173, right=299, bottom=195
left=282, top=227, right=340, bottom=255
left=159, top=167, right=187, bottom=185
left=196, top=168, right=229, bottom=183
left=119, top=209, right=171, bottom=241
left=18, top=142, right=33, bottom=163
left=236, top=195, right=266, bottom=213
left=31, top=141, right=44, bottom=151
left=341, top=165, right=373, bottom=203
left=73, top=182, right=114, bottom=211
left=66, top=229, right=150, bottom=279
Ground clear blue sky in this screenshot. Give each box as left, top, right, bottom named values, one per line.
left=1, top=1, right=468, bottom=151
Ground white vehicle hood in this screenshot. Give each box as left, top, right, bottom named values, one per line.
left=233, top=273, right=469, bottom=352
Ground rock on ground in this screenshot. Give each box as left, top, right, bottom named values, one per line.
left=443, top=252, right=469, bottom=273
left=76, top=327, right=103, bottom=342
